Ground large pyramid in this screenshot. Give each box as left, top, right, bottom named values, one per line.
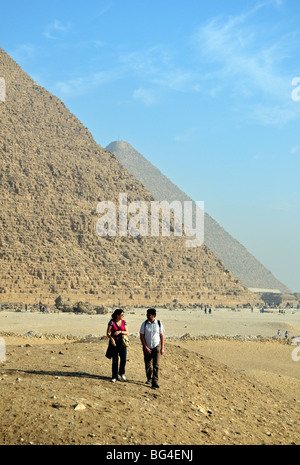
left=0, top=47, right=259, bottom=307
left=106, top=141, right=290, bottom=294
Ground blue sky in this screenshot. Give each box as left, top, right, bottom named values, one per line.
left=1, top=0, right=300, bottom=292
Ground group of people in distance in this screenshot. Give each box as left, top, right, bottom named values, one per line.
left=106, top=308, right=165, bottom=389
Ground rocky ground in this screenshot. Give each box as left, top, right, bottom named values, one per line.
left=0, top=307, right=299, bottom=447
left=0, top=333, right=299, bottom=446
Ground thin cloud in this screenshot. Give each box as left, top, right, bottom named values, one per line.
left=132, top=87, right=158, bottom=106
left=43, top=20, right=71, bottom=40
left=151, top=69, right=200, bottom=93
left=174, top=127, right=200, bottom=143
left=119, top=46, right=172, bottom=78
left=195, top=13, right=283, bottom=97
left=120, top=45, right=201, bottom=96
left=192, top=2, right=300, bottom=125
left=9, top=43, right=36, bottom=62
left=54, top=70, right=119, bottom=98
left=290, top=146, right=299, bottom=154
left=251, top=104, right=298, bottom=126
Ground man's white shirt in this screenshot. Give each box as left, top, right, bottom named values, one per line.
left=140, top=319, right=165, bottom=349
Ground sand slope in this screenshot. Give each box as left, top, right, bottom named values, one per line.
left=0, top=308, right=299, bottom=445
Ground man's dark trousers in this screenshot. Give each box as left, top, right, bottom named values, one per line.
left=143, top=345, right=161, bottom=384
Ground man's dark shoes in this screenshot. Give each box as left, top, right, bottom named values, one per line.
left=152, top=382, right=159, bottom=389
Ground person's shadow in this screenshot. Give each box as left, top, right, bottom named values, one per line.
left=3, top=368, right=147, bottom=386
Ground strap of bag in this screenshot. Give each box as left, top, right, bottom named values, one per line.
left=112, top=319, right=124, bottom=332
left=144, top=319, right=161, bottom=329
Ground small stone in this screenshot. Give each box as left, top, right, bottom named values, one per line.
left=201, top=429, right=209, bottom=435
left=74, top=403, right=86, bottom=411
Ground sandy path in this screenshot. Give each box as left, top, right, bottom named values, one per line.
left=1, top=307, right=299, bottom=339
left=1, top=307, right=299, bottom=445
left=1, top=306, right=299, bottom=402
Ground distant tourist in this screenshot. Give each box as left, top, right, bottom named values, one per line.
left=140, top=308, right=165, bottom=389
left=106, top=309, right=128, bottom=383
left=277, top=329, right=281, bottom=337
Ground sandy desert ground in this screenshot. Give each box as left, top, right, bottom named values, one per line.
left=0, top=306, right=299, bottom=446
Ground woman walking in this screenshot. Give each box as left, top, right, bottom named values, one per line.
left=106, top=309, right=128, bottom=382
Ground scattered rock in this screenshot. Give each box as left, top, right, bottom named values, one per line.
left=74, top=403, right=86, bottom=411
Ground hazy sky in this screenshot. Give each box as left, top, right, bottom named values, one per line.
left=1, top=0, right=300, bottom=291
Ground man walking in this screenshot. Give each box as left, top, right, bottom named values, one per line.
left=140, top=308, right=165, bottom=389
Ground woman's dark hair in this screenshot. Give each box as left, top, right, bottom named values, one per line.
left=111, top=308, right=124, bottom=320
